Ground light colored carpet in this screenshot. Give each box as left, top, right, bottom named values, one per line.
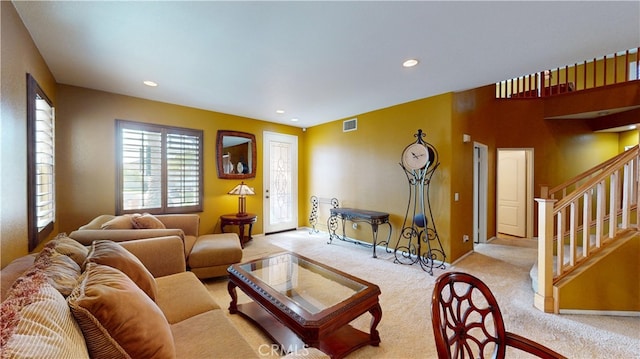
left=203, top=229, right=640, bottom=358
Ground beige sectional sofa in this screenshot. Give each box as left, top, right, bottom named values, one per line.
left=68, top=214, right=243, bottom=278
left=0, top=234, right=327, bottom=358
left=0, top=236, right=258, bottom=358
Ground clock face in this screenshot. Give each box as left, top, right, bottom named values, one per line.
left=402, top=143, right=429, bottom=170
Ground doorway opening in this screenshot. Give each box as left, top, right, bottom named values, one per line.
left=473, top=142, right=488, bottom=244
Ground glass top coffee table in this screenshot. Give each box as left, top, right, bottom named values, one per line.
left=227, top=252, right=382, bottom=358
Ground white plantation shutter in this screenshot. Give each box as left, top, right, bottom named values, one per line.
left=121, top=127, right=162, bottom=211
left=28, top=73, right=56, bottom=251
left=35, top=97, right=55, bottom=231
left=116, top=120, right=203, bottom=214
left=167, top=132, right=201, bottom=208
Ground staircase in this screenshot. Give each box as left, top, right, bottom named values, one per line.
left=533, top=144, right=639, bottom=313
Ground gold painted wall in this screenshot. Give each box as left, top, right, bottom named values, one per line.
left=55, top=85, right=305, bottom=236
left=303, top=84, right=632, bottom=264
left=1, top=2, right=58, bottom=267
left=490, top=98, right=620, bottom=188
left=456, top=85, right=500, bottom=244
left=558, top=235, right=640, bottom=311
left=453, top=85, right=623, bottom=244
left=619, top=129, right=640, bottom=151
left=303, top=94, right=456, bottom=261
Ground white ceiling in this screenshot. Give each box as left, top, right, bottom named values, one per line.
left=13, top=1, right=640, bottom=129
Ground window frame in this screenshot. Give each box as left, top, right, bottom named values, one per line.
left=27, top=73, right=55, bottom=251
left=115, top=119, right=204, bottom=215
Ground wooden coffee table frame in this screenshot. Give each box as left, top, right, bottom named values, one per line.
left=227, top=252, right=382, bottom=359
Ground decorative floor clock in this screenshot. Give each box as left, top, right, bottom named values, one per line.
left=393, top=129, right=446, bottom=275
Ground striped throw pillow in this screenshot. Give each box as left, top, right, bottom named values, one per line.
left=0, top=270, right=89, bottom=358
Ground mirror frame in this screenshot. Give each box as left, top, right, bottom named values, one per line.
left=216, top=130, right=257, bottom=179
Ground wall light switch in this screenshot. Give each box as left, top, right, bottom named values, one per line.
left=454, top=193, right=459, bottom=201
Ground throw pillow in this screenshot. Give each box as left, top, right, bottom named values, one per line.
left=132, top=213, right=166, bottom=229
left=79, top=214, right=117, bottom=230
left=0, top=254, right=37, bottom=302
left=1, top=270, right=89, bottom=358
left=45, top=233, right=89, bottom=267
left=68, top=263, right=175, bottom=359
left=34, top=247, right=82, bottom=297
left=100, top=215, right=134, bottom=229
left=84, top=240, right=157, bottom=300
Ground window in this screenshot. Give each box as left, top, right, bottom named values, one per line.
left=629, top=61, right=639, bottom=81
left=27, top=74, right=55, bottom=251
left=116, top=120, right=203, bottom=214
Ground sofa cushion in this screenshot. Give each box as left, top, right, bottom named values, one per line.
left=68, top=263, right=175, bottom=359
left=188, top=233, right=243, bottom=268
left=119, top=236, right=187, bottom=278
left=34, top=247, right=82, bottom=297
left=84, top=240, right=157, bottom=300
left=132, top=213, right=166, bottom=229
left=69, top=228, right=186, bottom=247
left=100, top=215, right=134, bottom=229
left=154, top=271, right=219, bottom=324
left=1, top=270, right=89, bottom=359
left=170, top=310, right=259, bottom=359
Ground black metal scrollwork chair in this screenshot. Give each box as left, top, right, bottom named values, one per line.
left=431, top=272, right=567, bottom=359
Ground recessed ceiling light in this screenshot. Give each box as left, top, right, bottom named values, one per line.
left=291, top=118, right=299, bottom=122
left=276, top=109, right=285, bottom=114
left=403, top=59, right=419, bottom=68
left=143, top=80, right=158, bottom=87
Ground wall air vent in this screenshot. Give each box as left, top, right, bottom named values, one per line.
left=343, top=118, right=357, bottom=132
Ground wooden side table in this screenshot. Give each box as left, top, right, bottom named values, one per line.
left=220, top=213, right=257, bottom=248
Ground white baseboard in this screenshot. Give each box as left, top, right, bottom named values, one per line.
left=559, top=309, right=640, bottom=317
left=450, top=250, right=474, bottom=266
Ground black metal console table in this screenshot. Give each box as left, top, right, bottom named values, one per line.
left=327, top=208, right=392, bottom=258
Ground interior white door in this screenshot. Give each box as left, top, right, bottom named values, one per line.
left=497, top=149, right=527, bottom=237
left=263, top=132, right=298, bottom=234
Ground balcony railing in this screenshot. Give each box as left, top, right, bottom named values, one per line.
left=496, top=48, right=639, bottom=99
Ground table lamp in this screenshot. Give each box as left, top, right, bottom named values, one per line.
left=228, top=182, right=255, bottom=216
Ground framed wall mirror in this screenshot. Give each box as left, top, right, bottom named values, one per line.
left=216, top=130, right=256, bottom=179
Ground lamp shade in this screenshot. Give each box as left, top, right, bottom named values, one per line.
left=228, top=182, right=254, bottom=216
left=227, top=182, right=255, bottom=196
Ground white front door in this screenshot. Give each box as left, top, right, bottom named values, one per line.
left=263, top=132, right=298, bottom=234
left=497, top=149, right=527, bottom=237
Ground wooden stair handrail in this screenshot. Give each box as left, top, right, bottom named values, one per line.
left=547, top=144, right=638, bottom=198
left=553, top=146, right=639, bottom=213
